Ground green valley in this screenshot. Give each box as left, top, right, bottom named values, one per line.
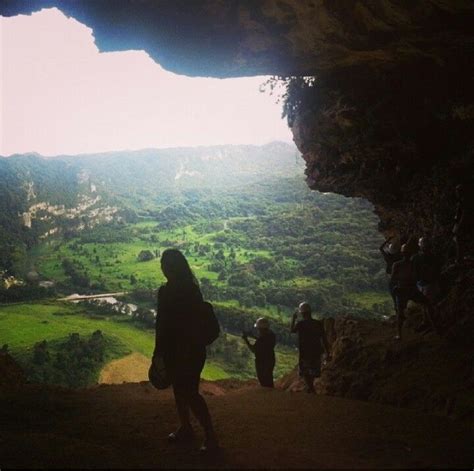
left=0, top=142, right=391, bottom=387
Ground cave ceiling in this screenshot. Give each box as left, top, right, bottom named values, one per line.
left=1, top=0, right=473, bottom=78
left=2, top=0, right=473, bottom=237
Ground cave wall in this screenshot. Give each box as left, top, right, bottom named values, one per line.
left=292, top=57, right=474, bottom=243
left=2, top=0, right=473, bottom=243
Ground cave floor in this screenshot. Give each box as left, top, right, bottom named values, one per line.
left=1, top=382, right=472, bottom=469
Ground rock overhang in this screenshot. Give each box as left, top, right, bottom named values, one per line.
left=2, top=0, right=473, bottom=238
left=1, top=1, right=473, bottom=78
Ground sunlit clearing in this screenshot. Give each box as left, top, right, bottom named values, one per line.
left=0, top=8, right=292, bottom=156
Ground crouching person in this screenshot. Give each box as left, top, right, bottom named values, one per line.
left=243, top=317, right=276, bottom=388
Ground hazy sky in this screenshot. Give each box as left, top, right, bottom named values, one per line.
left=0, top=8, right=292, bottom=156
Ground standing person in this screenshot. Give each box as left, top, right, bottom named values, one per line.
left=242, top=317, right=276, bottom=388
left=153, top=249, right=218, bottom=453
left=411, top=237, right=442, bottom=333
left=379, top=236, right=402, bottom=311
left=391, top=244, right=435, bottom=341
left=290, top=302, right=331, bottom=394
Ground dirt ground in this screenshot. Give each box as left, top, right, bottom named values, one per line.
left=1, top=381, right=472, bottom=469
left=99, top=353, right=151, bottom=384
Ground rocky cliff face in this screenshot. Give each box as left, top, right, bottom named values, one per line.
left=291, top=59, right=474, bottom=241
left=278, top=303, right=474, bottom=422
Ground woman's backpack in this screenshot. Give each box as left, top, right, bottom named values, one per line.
left=190, top=301, right=220, bottom=347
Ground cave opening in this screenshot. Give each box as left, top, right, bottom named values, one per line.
left=1, top=7, right=293, bottom=155
left=1, top=7, right=391, bottom=387
left=1, top=2, right=473, bottom=468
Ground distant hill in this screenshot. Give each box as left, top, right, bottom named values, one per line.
left=0, top=155, right=81, bottom=272
left=0, top=142, right=300, bottom=273
left=55, top=141, right=301, bottom=196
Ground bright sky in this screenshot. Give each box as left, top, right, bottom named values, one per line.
left=0, top=8, right=292, bottom=156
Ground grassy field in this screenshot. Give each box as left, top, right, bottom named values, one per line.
left=29, top=219, right=276, bottom=291
left=348, top=291, right=392, bottom=309
left=19, top=213, right=386, bottom=387
left=0, top=301, right=230, bottom=381
left=215, top=299, right=290, bottom=321
left=0, top=301, right=297, bottom=384
left=28, top=215, right=391, bottom=321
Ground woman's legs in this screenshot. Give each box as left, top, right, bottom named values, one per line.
left=170, top=352, right=217, bottom=451
left=187, top=373, right=216, bottom=442
left=188, top=390, right=215, bottom=439
left=172, top=373, right=216, bottom=445
left=172, top=383, right=193, bottom=433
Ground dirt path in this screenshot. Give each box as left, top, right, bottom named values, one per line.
left=99, top=353, right=151, bottom=384
left=0, top=383, right=471, bottom=469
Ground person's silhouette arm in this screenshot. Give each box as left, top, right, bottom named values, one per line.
left=379, top=237, right=392, bottom=254
left=242, top=335, right=256, bottom=353
left=290, top=311, right=298, bottom=333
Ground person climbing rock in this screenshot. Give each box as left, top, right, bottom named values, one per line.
left=411, top=237, right=443, bottom=333
left=379, top=236, right=402, bottom=313
left=153, top=249, right=218, bottom=453
left=242, top=317, right=276, bottom=388
left=290, top=302, right=331, bottom=394
left=391, top=244, right=437, bottom=341
left=380, top=236, right=402, bottom=274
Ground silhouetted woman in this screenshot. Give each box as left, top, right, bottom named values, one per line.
left=153, top=249, right=218, bottom=452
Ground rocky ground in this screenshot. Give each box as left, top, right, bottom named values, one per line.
left=279, top=311, right=474, bottom=423
left=1, top=379, right=472, bottom=469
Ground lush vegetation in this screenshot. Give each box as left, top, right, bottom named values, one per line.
left=29, top=175, right=390, bottom=318
left=1, top=142, right=391, bottom=387
left=0, top=302, right=295, bottom=384
left=23, top=331, right=125, bottom=388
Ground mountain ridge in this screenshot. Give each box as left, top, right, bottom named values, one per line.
left=0, top=141, right=301, bottom=274
left=0, top=140, right=296, bottom=160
